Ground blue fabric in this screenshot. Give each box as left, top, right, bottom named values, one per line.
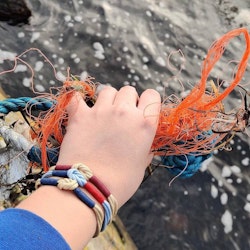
left=0, top=208, right=70, bottom=250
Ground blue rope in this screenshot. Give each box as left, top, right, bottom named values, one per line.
left=162, top=153, right=212, bottom=178
left=161, top=131, right=214, bottom=178
left=0, top=97, right=54, bottom=114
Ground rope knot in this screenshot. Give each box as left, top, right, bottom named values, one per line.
left=57, top=178, right=78, bottom=190
left=72, top=163, right=93, bottom=179
left=67, top=168, right=87, bottom=186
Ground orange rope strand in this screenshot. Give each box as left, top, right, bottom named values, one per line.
left=34, top=79, right=96, bottom=171
left=152, top=27, right=250, bottom=155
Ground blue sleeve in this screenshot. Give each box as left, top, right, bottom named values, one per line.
left=0, top=208, right=71, bottom=250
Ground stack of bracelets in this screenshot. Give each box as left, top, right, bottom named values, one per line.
left=36, top=163, right=118, bottom=237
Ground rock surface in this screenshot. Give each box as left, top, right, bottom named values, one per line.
left=0, top=0, right=31, bottom=25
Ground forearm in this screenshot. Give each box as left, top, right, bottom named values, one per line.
left=17, top=185, right=96, bottom=250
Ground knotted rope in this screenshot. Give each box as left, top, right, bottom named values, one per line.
left=162, top=153, right=212, bottom=178
left=0, top=97, right=53, bottom=114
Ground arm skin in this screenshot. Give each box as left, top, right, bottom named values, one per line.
left=18, top=86, right=161, bottom=250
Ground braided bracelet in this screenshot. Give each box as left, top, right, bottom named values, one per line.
left=55, top=163, right=118, bottom=217
left=36, top=175, right=104, bottom=236
left=36, top=163, right=118, bottom=236
left=42, top=168, right=112, bottom=230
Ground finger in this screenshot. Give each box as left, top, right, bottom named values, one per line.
left=94, top=85, right=117, bottom=106
left=138, top=89, right=161, bottom=110
left=113, top=86, right=139, bottom=106
left=137, top=89, right=161, bottom=121
left=66, top=92, right=89, bottom=117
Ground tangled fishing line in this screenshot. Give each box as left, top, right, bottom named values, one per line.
left=0, top=27, right=249, bottom=186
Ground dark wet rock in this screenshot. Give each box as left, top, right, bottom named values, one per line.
left=0, top=0, right=31, bottom=26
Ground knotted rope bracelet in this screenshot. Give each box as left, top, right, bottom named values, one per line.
left=36, top=163, right=118, bottom=236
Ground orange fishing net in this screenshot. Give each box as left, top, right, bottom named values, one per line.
left=152, top=27, right=250, bottom=156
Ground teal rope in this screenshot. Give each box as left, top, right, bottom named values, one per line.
left=0, top=97, right=54, bottom=114
left=162, top=153, right=212, bottom=178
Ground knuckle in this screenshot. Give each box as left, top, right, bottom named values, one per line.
left=114, top=103, right=131, bottom=115
left=120, top=85, right=137, bottom=92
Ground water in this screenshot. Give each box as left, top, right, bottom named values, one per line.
left=0, top=0, right=250, bottom=249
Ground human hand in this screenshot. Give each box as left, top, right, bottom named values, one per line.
left=57, top=86, right=161, bottom=207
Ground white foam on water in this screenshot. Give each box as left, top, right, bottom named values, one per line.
left=220, top=193, right=228, bottom=205
left=241, top=150, right=246, bottom=155
left=17, top=32, right=25, bottom=38
left=146, top=10, right=152, bottom=17
left=64, top=15, right=71, bottom=22
left=22, top=77, right=31, bottom=87
left=58, top=58, right=64, bottom=64
left=142, top=56, right=149, bottom=63
left=80, top=71, right=88, bottom=81
left=43, top=40, right=50, bottom=46
left=241, top=157, right=249, bottom=166
left=156, top=56, right=166, bottom=67
left=156, top=85, right=164, bottom=92
left=221, top=210, right=233, bottom=233
left=74, top=58, right=80, bottom=64
left=70, top=53, right=77, bottom=59
left=93, top=42, right=104, bottom=52
left=244, top=202, right=250, bottom=213
left=247, top=194, right=250, bottom=201
left=230, top=165, right=241, bottom=174
left=67, top=22, right=74, bottom=28
left=56, top=71, right=66, bottom=82
left=122, top=46, right=128, bottom=52
left=93, top=42, right=105, bottom=60
left=221, top=166, right=232, bottom=178
left=236, top=178, right=242, bottom=184
left=235, top=9, right=250, bottom=26
left=211, top=184, right=218, bottom=198
left=34, top=61, right=44, bottom=72
left=35, top=84, right=45, bottom=92
left=14, top=65, right=27, bottom=73
left=30, top=32, right=40, bottom=43
left=0, top=50, right=16, bottom=63
left=74, top=16, right=82, bottom=22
